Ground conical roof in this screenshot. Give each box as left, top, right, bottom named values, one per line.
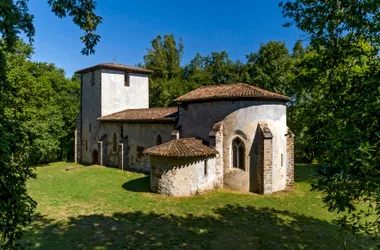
left=144, top=138, right=217, bottom=157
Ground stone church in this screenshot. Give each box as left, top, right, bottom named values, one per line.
left=75, top=63, right=294, bottom=196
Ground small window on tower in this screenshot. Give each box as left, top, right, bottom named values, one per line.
left=124, top=73, right=129, bottom=87
left=89, top=123, right=91, bottom=132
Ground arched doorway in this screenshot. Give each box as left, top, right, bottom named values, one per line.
left=92, top=150, right=99, bottom=165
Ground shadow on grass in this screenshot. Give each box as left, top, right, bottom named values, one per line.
left=295, top=163, right=321, bottom=184
left=25, top=205, right=372, bottom=250
left=122, top=175, right=151, bottom=193
left=122, top=164, right=322, bottom=193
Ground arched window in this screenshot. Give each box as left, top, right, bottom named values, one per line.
left=112, top=133, right=117, bottom=152
left=156, top=135, right=162, bottom=145
left=232, top=137, right=245, bottom=170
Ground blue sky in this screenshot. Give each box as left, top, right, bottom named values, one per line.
left=28, top=0, right=303, bottom=77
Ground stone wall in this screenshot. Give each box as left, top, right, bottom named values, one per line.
left=79, top=69, right=150, bottom=165
left=216, top=103, right=286, bottom=193
left=260, top=123, right=273, bottom=194
left=97, top=138, right=107, bottom=166
left=178, top=100, right=287, bottom=143
left=99, top=122, right=174, bottom=172
left=74, top=112, right=82, bottom=163
left=286, top=128, right=295, bottom=189
left=150, top=156, right=217, bottom=196
left=81, top=70, right=102, bottom=164
left=210, top=122, right=224, bottom=188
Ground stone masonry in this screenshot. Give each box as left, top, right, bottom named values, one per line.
left=76, top=62, right=294, bottom=196
left=258, top=123, right=273, bottom=195
left=98, top=135, right=108, bottom=166
left=286, top=128, right=295, bottom=189
left=209, top=121, right=224, bottom=188
left=74, top=112, right=82, bottom=163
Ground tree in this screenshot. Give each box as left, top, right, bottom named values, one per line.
left=183, top=53, right=213, bottom=86
left=5, top=47, right=80, bottom=164
left=281, top=0, right=380, bottom=243
left=0, top=1, right=100, bottom=248
left=203, top=51, right=245, bottom=84
left=246, top=41, right=295, bottom=94
left=144, top=34, right=184, bottom=80
left=184, top=51, right=248, bottom=86
left=143, top=34, right=186, bottom=107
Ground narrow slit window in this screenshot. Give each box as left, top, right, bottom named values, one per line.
left=156, top=135, right=162, bottom=145
left=204, top=160, right=208, bottom=176
left=89, top=123, right=91, bottom=132
left=113, top=133, right=117, bottom=152
left=85, top=140, right=88, bottom=151
left=124, top=73, right=129, bottom=87
left=281, top=154, right=283, bottom=167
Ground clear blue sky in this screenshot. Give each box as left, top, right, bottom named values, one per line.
left=28, top=0, right=303, bottom=77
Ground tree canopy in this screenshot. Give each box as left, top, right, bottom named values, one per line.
left=1, top=0, right=379, bottom=246
left=0, top=1, right=100, bottom=248
left=281, top=0, right=380, bottom=243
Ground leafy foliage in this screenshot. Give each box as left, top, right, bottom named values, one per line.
left=0, top=0, right=35, bottom=50
left=0, top=1, right=100, bottom=248
left=281, top=0, right=380, bottom=244
left=48, top=0, right=102, bottom=55
left=246, top=41, right=294, bottom=93
left=144, top=35, right=252, bottom=107
left=5, top=43, right=80, bottom=164
left=0, top=40, right=80, bottom=248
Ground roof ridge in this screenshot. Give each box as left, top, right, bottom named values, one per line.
left=97, top=107, right=178, bottom=123
left=99, top=108, right=129, bottom=119
left=174, top=82, right=291, bottom=102
left=75, top=63, right=153, bottom=74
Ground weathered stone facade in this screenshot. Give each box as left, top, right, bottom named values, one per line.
left=150, top=156, right=217, bottom=196
left=257, top=123, right=274, bottom=194
left=98, top=122, right=174, bottom=172
left=286, top=128, right=295, bottom=189
left=209, top=121, right=224, bottom=188
left=74, top=112, right=82, bottom=163
left=76, top=63, right=295, bottom=196
left=77, top=65, right=150, bottom=165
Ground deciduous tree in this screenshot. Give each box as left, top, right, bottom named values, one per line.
left=281, top=0, right=380, bottom=243
left=0, top=1, right=100, bottom=248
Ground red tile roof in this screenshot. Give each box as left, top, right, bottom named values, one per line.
left=144, top=138, right=217, bottom=157
left=174, top=82, right=291, bottom=103
left=75, top=63, right=153, bottom=74
left=98, top=107, right=177, bottom=123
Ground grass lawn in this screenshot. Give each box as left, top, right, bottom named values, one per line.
left=24, top=162, right=374, bottom=249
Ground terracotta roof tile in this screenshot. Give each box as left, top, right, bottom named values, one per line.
left=174, top=82, right=291, bottom=103
left=75, top=63, right=153, bottom=74
left=98, top=107, right=177, bottom=123
left=144, top=138, right=217, bottom=157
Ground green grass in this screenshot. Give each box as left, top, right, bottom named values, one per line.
left=23, top=162, right=374, bottom=249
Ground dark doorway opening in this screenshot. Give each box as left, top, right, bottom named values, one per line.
left=92, top=150, right=99, bottom=165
